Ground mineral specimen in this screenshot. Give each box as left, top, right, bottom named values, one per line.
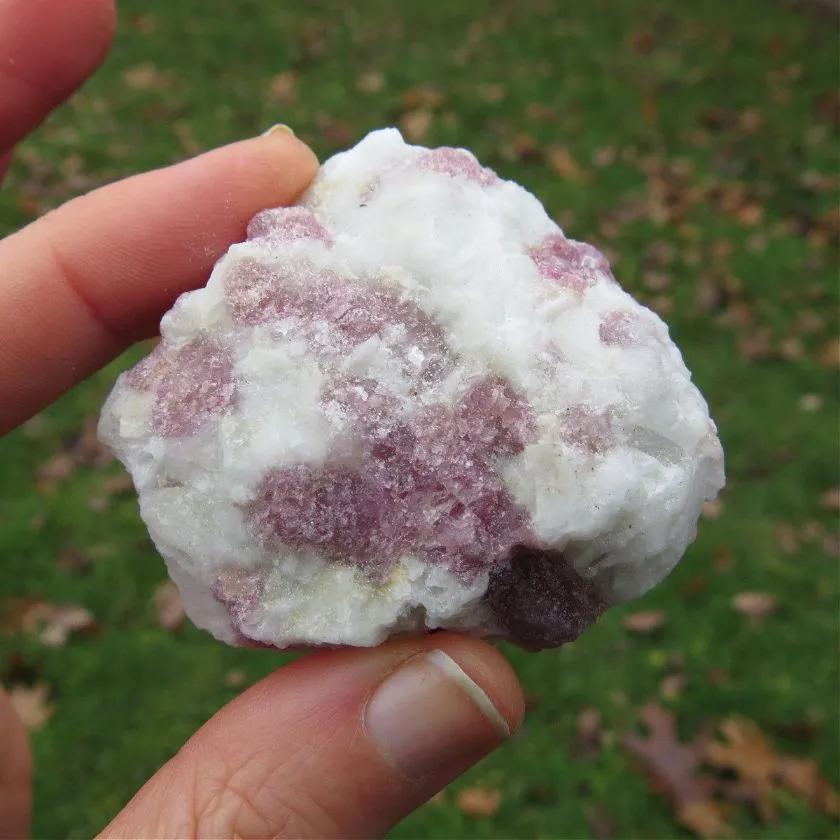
left=99, top=128, right=725, bottom=651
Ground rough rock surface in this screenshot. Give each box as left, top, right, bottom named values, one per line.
left=99, top=129, right=725, bottom=651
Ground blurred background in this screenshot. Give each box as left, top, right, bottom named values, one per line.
left=0, top=0, right=837, bottom=837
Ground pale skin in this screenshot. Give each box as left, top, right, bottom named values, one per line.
left=0, top=1, right=526, bottom=837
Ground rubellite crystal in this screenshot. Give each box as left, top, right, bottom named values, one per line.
left=99, top=128, right=725, bottom=651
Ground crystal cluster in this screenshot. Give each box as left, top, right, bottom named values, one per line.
left=99, top=129, right=725, bottom=651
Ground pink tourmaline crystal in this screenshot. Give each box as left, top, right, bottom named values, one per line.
left=99, top=129, right=724, bottom=650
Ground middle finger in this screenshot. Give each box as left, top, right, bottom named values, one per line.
left=0, top=0, right=116, bottom=156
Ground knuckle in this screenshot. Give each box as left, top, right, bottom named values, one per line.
left=192, top=749, right=343, bottom=839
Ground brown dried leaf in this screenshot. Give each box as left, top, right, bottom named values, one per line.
left=572, top=707, right=602, bottom=759
left=732, top=592, right=777, bottom=621
left=16, top=602, right=97, bottom=647
left=510, top=133, right=543, bottom=164
left=547, top=146, right=586, bottom=182
left=623, top=703, right=722, bottom=835
left=153, top=580, right=185, bottom=632
left=622, top=610, right=666, bottom=634
left=224, top=670, right=246, bottom=688
left=36, top=453, right=76, bottom=491
left=779, top=337, right=805, bottom=361
left=776, top=757, right=840, bottom=817
left=400, top=110, right=432, bottom=142
left=356, top=71, right=384, bottom=93
left=659, top=674, right=686, bottom=701
left=798, top=393, right=822, bottom=413
left=819, top=337, right=840, bottom=367
left=39, top=605, right=96, bottom=647
left=476, top=83, right=505, bottom=104
left=7, top=683, right=52, bottom=731
left=701, top=499, right=723, bottom=520
left=585, top=802, right=617, bottom=838
left=57, top=546, right=93, bottom=573
left=738, top=328, right=773, bottom=360
left=591, top=146, right=616, bottom=168
left=678, top=800, right=733, bottom=838
left=101, top=473, right=134, bottom=497
left=456, top=786, right=502, bottom=817
left=815, top=91, right=840, bottom=127
left=526, top=103, right=556, bottom=122
left=402, top=86, right=443, bottom=111
left=77, top=418, right=113, bottom=468
left=820, top=487, right=840, bottom=510
left=694, top=275, right=727, bottom=312
left=705, top=718, right=778, bottom=822
left=123, top=62, right=170, bottom=92
left=268, top=71, right=298, bottom=103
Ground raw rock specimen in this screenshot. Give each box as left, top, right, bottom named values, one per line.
left=99, top=129, right=725, bottom=651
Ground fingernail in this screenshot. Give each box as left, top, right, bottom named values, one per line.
left=261, top=123, right=295, bottom=138
left=366, top=650, right=510, bottom=781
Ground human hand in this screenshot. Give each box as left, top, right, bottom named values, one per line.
left=0, top=1, right=526, bottom=837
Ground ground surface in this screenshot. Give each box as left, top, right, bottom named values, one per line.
left=0, top=0, right=838, bottom=837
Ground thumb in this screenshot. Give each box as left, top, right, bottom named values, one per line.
left=98, top=633, right=524, bottom=839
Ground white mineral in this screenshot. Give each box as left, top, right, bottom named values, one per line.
left=99, top=128, right=725, bottom=651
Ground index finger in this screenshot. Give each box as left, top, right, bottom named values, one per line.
left=0, top=130, right=319, bottom=435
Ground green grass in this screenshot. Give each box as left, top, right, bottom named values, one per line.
left=1, top=0, right=838, bottom=837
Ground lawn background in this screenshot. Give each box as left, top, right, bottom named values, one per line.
left=0, top=0, right=838, bottom=837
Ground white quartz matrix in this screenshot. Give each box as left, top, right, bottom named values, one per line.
left=99, top=128, right=725, bottom=651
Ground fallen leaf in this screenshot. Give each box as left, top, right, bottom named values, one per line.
left=705, top=668, right=731, bottom=685
left=798, top=393, right=822, bottom=412
left=55, top=545, right=93, bottom=573
left=585, top=802, right=617, bottom=838
left=123, top=62, right=170, bottom=92
left=456, top=786, right=502, bottom=817
left=224, top=670, right=246, bottom=688
left=779, top=337, right=805, bottom=361
left=815, top=91, right=840, bottom=127
left=820, top=487, right=840, bottom=510
left=623, top=704, right=726, bottom=837
left=682, top=576, right=708, bottom=599
left=547, top=146, right=586, bottom=182
left=776, top=757, right=840, bottom=816
left=402, top=86, right=443, bottom=111
left=572, top=707, right=602, bottom=759
left=128, top=13, right=156, bottom=34
left=18, top=602, right=97, bottom=647
left=173, top=120, right=201, bottom=155
left=739, top=328, right=773, bottom=360
left=268, top=71, right=298, bottom=103
left=702, top=499, right=724, bottom=520
left=732, top=592, right=777, bottom=621
left=623, top=610, right=666, bottom=634
left=659, top=674, right=686, bottom=701
left=356, top=71, right=384, bottom=93
left=101, top=473, right=134, bottom=497
left=153, top=580, right=185, bottom=632
left=818, top=337, right=840, bottom=367
left=526, top=103, right=556, bottom=122
left=774, top=524, right=799, bottom=555
left=0, top=598, right=43, bottom=633
left=679, top=800, right=734, bottom=838
left=400, top=110, right=432, bottom=142
left=510, top=133, right=543, bottom=164
left=7, top=683, right=52, bottom=730
left=706, top=718, right=779, bottom=822
left=36, top=453, right=76, bottom=491
left=69, top=416, right=114, bottom=471
left=694, top=275, right=727, bottom=312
